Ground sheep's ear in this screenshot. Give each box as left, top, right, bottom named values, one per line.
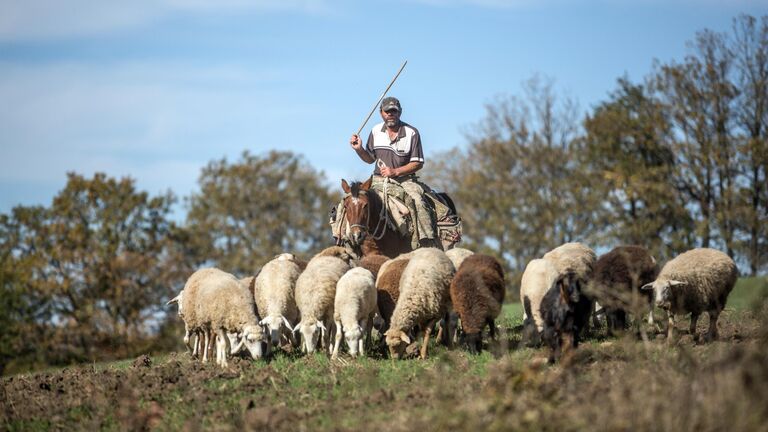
left=669, top=280, right=687, bottom=287
left=399, top=331, right=411, bottom=344
left=341, top=179, right=351, bottom=194
left=166, top=294, right=181, bottom=306
left=259, top=317, right=268, bottom=325
left=361, top=177, right=372, bottom=191
left=317, top=321, right=327, bottom=331
left=293, top=322, right=302, bottom=333
left=640, top=282, right=654, bottom=291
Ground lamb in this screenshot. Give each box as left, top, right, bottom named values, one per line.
left=588, top=245, right=658, bottom=334
left=449, top=254, right=505, bottom=353
left=539, top=242, right=597, bottom=362
left=519, top=258, right=558, bottom=345
left=445, top=247, right=474, bottom=270
left=384, top=248, right=455, bottom=360
left=179, top=268, right=267, bottom=367
left=252, top=253, right=303, bottom=348
left=640, top=248, right=738, bottom=342
left=293, top=247, right=353, bottom=354
left=332, top=267, right=377, bottom=358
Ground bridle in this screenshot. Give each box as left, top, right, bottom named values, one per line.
left=345, top=187, right=390, bottom=241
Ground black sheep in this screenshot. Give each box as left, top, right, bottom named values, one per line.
left=540, top=271, right=592, bottom=363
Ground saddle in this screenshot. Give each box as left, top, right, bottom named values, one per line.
left=330, top=180, right=462, bottom=248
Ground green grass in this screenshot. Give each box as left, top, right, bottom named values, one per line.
left=726, top=276, right=768, bottom=311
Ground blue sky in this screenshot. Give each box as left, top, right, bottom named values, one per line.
left=1, top=0, right=766, bottom=216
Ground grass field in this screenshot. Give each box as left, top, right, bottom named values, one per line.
left=2, top=277, right=767, bottom=431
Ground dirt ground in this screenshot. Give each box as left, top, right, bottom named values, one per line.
left=2, top=307, right=767, bottom=431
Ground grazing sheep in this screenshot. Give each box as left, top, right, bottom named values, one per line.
left=588, top=245, right=658, bottom=334
left=179, top=268, right=268, bottom=367
left=253, top=253, right=302, bottom=348
left=450, top=254, right=505, bottom=353
left=294, top=247, right=353, bottom=353
left=375, top=255, right=412, bottom=332
left=520, top=258, right=558, bottom=345
left=540, top=271, right=593, bottom=363
left=539, top=243, right=597, bottom=362
left=384, top=248, right=455, bottom=360
left=640, top=248, right=738, bottom=342
left=332, top=267, right=377, bottom=358
left=445, top=247, right=474, bottom=270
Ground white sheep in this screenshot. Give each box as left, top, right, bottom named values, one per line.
left=332, top=267, right=377, bottom=359
left=519, top=258, right=558, bottom=344
left=294, top=248, right=353, bottom=354
left=253, top=253, right=303, bottom=348
left=641, top=248, right=738, bottom=342
left=180, top=268, right=268, bottom=367
left=445, top=247, right=474, bottom=270
left=542, top=242, right=597, bottom=280
left=384, top=248, right=455, bottom=360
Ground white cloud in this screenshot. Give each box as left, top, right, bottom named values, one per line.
left=0, top=0, right=331, bottom=41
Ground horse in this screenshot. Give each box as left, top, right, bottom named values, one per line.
left=340, top=178, right=412, bottom=258
left=341, top=178, right=461, bottom=258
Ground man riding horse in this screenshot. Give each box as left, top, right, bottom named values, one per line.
left=348, top=96, right=441, bottom=249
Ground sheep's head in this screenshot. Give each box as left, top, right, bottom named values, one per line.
left=556, top=272, right=582, bottom=304
left=641, top=280, right=687, bottom=310
left=344, top=324, right=364, bottom=357
left=260, top=315, right=293, bottom=346
left=236, top=324, right=267, bottom=360
left=384, top=329, right=410, bottom=360
left=294, top=320, right=326, bottom=353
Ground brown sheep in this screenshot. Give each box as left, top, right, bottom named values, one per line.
left=449, top=254, right=505, bottom=353
left=588, top=245, right=658, bottom=334
left=359, top=254, right=389, bottom=280
left=376, top=258, right=410, bottom=332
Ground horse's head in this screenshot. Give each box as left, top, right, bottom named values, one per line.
left=341, top=178, right=373, bottom=247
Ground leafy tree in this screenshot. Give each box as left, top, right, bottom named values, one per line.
left=0, top=173, right=191, bottom=371
left=428, top=76, right=596, bottom=296
left=654, top=29, right=739, bottom=253
left=185, top=150, right=339, bottom=275
left=582, top=78, right=694, bottom=259
left=731, top=14, right=768, bottom=275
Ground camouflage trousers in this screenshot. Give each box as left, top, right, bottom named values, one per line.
left=372, top=175, right=437, bottom=243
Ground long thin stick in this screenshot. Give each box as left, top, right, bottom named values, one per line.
left=356, top=60, right=408, bottom=137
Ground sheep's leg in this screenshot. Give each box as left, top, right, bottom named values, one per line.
left=666, top=313, right=676, bottom=344
left=192, top=331, right=200, bottom=359
left=202, top=330, right=211, bottom=363
left=647, top=308, right=655, bottom=325
left=689, top=313, right=700, bottom=342
left=444, top=313, right=453, bottom=349
left=332, top=321, right=343, bottom=359
left=487, top=318, right=497, bottom=341
left=705, top=309, right=720, bottom=342
left=215, top=329, right=228, bottom=368
left=419, top=319, right=438, bottom=360
left=359, top=318, right=368, bottom=357
left=184, top=324, right=192, bottom=352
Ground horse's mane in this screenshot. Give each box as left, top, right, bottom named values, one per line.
left=349, top=181, right=364, bottom=198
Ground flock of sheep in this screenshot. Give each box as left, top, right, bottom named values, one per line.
left=168, top=246, right=504, bottom=367
left=168, top=242, right=738, bottom=367
left=521, top=244, right=738, bottom=362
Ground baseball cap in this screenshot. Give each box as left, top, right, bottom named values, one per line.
left=380, top=97, right=402, bottom=112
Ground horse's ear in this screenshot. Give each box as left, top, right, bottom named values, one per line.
left=341, top=179, right=351, bottom=194
left=361, top=177, right=372, bottom=191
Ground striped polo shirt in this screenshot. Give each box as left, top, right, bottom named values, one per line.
left=365, top=121, right=424, bottom=176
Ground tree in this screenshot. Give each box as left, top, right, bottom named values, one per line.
left=428, top=76, right=595, bottom=296
left=582, top=78, right=693, bottom=259
left=731, top=14, right=768, bottom=275
left=654, top=29, right=739, bottom=253
left=185, top=150, right=339, bottom=275
left=0, top=173, right=191, bottom=371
